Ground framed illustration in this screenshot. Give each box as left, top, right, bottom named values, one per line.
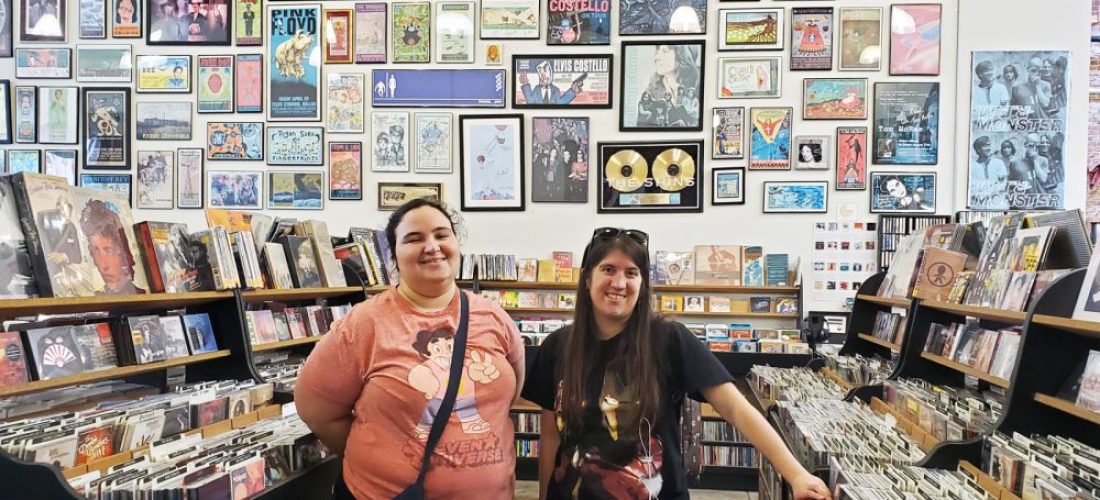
left=354, top=2, right=386, bottom=63
left=135, top=55, right=191, bottom=93
left=794, top=135, right=831, bottom=171
left=323, top=8, right=353, bottom=64
left=110, top=0, right=139, bottom=38
left=176, top=148, right=203, bottom=208
left=197, top=55, right=233, bottom=113
left=234, top=0, right=261, bottom=46
left=531, top=116, right=589, bottom=203
left=378, top=182, right=443, bottom=211
left=870, top=172, right=936, bottom=213
left=0, top=0, right=12, bottom=54
left=479, top=0, right=538, bottom=39
left=597, top=141, right=703, bottom=214
left=620, top=0, right=705, bottom=36
left=37, top=86, right=79, bottom=144
left=136, top=150, right=174, bottom=209
left=838, top=7, right=882, bottom=71
left=872, top=82, right=939, bottom=165
left=712, top=167, right=745, bottom=206
left=620, top=40, right=705, bottom=131
left=763, top=181, right=828, bottom=213
left=802, top=78, right=867, bottom=120
left=748, top=107, right=793, bottom=170
left=234, top=53, right=262, bottom=113
left=21, top=0, right=66, bottom=42
left=436, top=2, right=474, bottom=63
left=79, top=0, right=107, bottom=39
left=485, top=42, right=502, bottom=65
left=136, top=101, right=191, bottom=141
left=371, top=69, right=506, bottom=108
left=413, top=112, right=453, bottom=173
left=205, top=122, right=263, bottom=160
left=82, top=87, right=130, bottom=169
left=711, top=107, right=745, bottom=160
left=717, top=57, right=781, bottom=99
left=459, top=114, right=525, bottom=211
left=207, top=170, right=261, bottom=209
left=80, top=173, right=132, bottom=203
left=889, top=4, right=941, bottom=76
left=15, top=48, right=72, bottom=79
left=790, top=7, right=833, bottom=71
left=267, top=171, right=323, bottom=210
left=371, top=111, right=410, bottom=172
left=836, top=127, right=867, bottom=190
left=7, top=150, right=41, bottom=174
left=267, top=3, right=321, bottom=121
left=392, top=2, right=430, bottom=63
left=326, top=72, right=365, bottom=133
left=266, top=126, right=324, bottom=166
left=14, top=86, right=36, bottom=144
left=146, top=0, right=231, bottom=45
left=513, top=54, right=613, bottom=109
left=44, top=149, right=78, bottom=183
left=548, top=1, right=610, bottom=45
left=328, top=142, right=362, bottom=200
left=75, top=44, right=132, bottom=82
left=717, top=8, right=783, bottom=51
left=0, top=81, right=9, bottom=145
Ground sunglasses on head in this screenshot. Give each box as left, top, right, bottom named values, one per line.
left=582, top=227, right=649, bottom=266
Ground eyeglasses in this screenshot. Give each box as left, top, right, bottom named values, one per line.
left=581, top=227, right=649, bottom=267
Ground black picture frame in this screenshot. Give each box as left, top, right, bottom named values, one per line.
left=597, top=140, right=704, bottom=214
left=618, top=0, right=706, bottom=36
left=618, top=40, right=705, bottom=132
left=0, top=0, right=13, bottom=55
left=81, top=87, right=131, bottom=169
left=266, top=126, right=324, bottom=166
left=711, top=167, right=745, bottom=206
left=15, top=47, right=73, bottom=79
left=145, top=0, right=232, bottom=46
left=0, top=80, right=10, bottom=145
left=762, top=181, right=829, bottom=213
left=511, top=54, right=613, bottom=109
left=175, top=147, right=204, bottom=209
left=458, top=113, right=525, bottom=212
left=20, top=0, right=67, bottom=42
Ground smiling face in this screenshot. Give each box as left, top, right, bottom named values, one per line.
left=587, top=249, right=643, bottom=330
left=395, top=206, right=460, bottom=289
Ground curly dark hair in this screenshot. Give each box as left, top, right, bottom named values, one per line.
left=412, top=327, right=453, bottom=358
left=79, top=199, right=124, bottom=242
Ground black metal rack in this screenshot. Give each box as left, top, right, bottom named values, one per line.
left=876, top=215, right=952, bottom=272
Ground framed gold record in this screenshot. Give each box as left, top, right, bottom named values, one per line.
left=597, top=141, right=703, bottom=213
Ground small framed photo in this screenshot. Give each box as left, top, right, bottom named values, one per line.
left=233, top=0, right=262, bottom=46
left=619, top=0, right=705, bottom=36
left=838, top=7, right=882, bottom=71
left=547, top=3, right=609, bottom=45
left=75, top=44, right=132, bottom=82
left=207, top=170, right=261, bottom=209
left=484, top=42, right=502, bottom=65
left=15, top=48, right=72, bottom=79
left=14, top=86, right=37, bottom=144
left=479, top=0, right=538, bottom=39
left=371, top=111, right=410, bottom=172
left=870, top=172, right=936, bottom=213
left=323, top=8, right=354, bottom=64
left=37, top=86, right=79, bottom=144
left=325, top=72, right=365, bottom=133
left=267, top=171, right=324, bottom=210
left=391, top=2, right=430, bottom=63
left=80, top=173, right=132, bottom=203
left=328, top=142, right=363, bottom=200
left=197, top=55, right=234, bottom=113
left=717, top=8, right=783, bottom=51
left=748, top=107, right=793, bottom=170
left=836, top=127, right=868, bottom=190
left=412, top=112, right=453, bottom=173
left=82, top=87, right=131, bottom=169
left=176, top=148, right=204, bottom=208
left=620, top=40, right=705, bottom=131
left=793, top=135, right=831, bottom=170
left=717, top=57, right=781, bottom=99
left=803, top=78, right=867, bottom=120
left=7, top=150, right=42, bottom=174
left=234, top=53, right=263, bottom=113
left=110, top=0, right=140, bottom=38
left=513, top=54, right=614, bottom=109
left=146, top=0, right=232, bottom=45
left=135, top=149, right=175, bottom=209
left=889, top=4, right=941, bottom=76
left=0, top=81, right=11, bottom=145
left=711, top=107, right=745, bottom=160
left=206, top=122, right=263, bottom=160
left=763, top=181, right=828, bottom=213
left=790, top=7, right=833, bottom=71
left=44, top=149, right=78, bottom=183
left=712, top=167, right=745, bottom=206
left=136, top=101, right=191, bottom=141
left=78, top=0, right=106, bottom=39
left=459, top=114, right=525, bottom=211
left=435, top=1, right=475, bottom=63
left=266, top=127, right=324, bottom=166
left=135, top=55, right=191, bottom=93
left=354, top=2, right=386, bottom=63
left=378, top=182, right=443, bottom=211
left=21, top=0, right=67, bottom=42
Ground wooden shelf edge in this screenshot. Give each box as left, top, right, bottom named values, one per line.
left=1033, top=393, right=1100, bottom=426
left=0, top=291, right=234, bottom=318
left=918, top=352, right=1010, bottom=389
left=856, top=333, right=901, bottom=352
left=1031, top=315, right=1100, bottom=340
left=663, top=312, right=800, bottom=319
left=252, top=336, right=323, bottom=352
left=921, top=300, right=1026, bottom=323
left=959, top=460, right=1023, bottom=500
left=856, top=294, right=910, bottom=308
left=0, top=350, right=232, bottom=398
left=242, top=287, right=365, bottom=302
left=462, top=280, right=798, bottom=294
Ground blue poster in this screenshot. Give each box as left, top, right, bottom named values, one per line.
left=872, top=82, right=939, bottom=165
left=371, top=69, right=505, bottom=108
left=764, top=182, right=827, bottom=212
left=871, top=173, right=936, bottom=213
left=268, top=5, right=321, bottom=121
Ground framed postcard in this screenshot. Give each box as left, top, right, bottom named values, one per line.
left=147, top=0, right=231, bottom=45
left=82, top=87, right=130, bottom=169
left=176, top=148, right=203, bottom=208
left=205, top=122, right=263, bottom=160
left=479, top=0, right=538, bottom=39
left=136, top=150, right=174, bottom=209
left=136, top=55, right=191, bottom=93
left=371, top=111, right=410, bottom=172
left=14, top=86, right=36, bottom=144
left=790, top=7, right=833, bottom=71
left=136, top=101, right=191, bottom=141
left=378, top=182, right=443, bottom=210
left=111, top=0, right=139, bottom=37
left=436, top=2, right=474, bottom=63
left=207, top=170, right=261, bottom=209
left=75, top=44, right=132, bottom=82
left=7, top=150, right=41, bottom=174
left=712, top=107, right=745, bottom=160
left=37, top=86, right=78, bottom=144
left=79, top=0, right=107, bottom=39
left=717, top=57, right=781, bottom=99
left=267, top=171, right=323, bottom=210
left=326, top=72, right=365, bottom=133
left=0, top=81, right=9, bottom=145
left=266, top=126, right=324, bottom=166
left=328, top=142, right=362, bottom=200
left=44, top=149, right=78, bottom=183
left=872, top=82, right=939, bottom=165
left=80, top=173, right=132, bottom=202
left=620, top=40, right=705, bottom=131
left=793, top=135, right=830, bottom=170
left=392, top=2, right=430, bottom=63
left=197, top=55, right=234, bottom=113
left=234, top=53, right=262, bottom=113
left=15, top=48, right=72, bottom=79
left=323, top=8, right=353, bottom=64
left=717, top=8, right=783, bottom=51
left=548, top=1, right=610, bottom=45
left=413, top=112, right=453, bottom=173
left=748, top=107, right=793, bottom=170
left=712, top=167, right=745, bottom=205
left=889, top=4, right=941, bottom=76
left=597, top=141, right=703, bottom=214
left=268, top=3, right=321, bottom=121
left=838, top=7, right=882, bottom=71
left=802, top=78, right=867, bottom=120
left=371, top=69, right=506, bottom=108
left=836, top=127, right=867, bottom=190
left=620, top=0, right=705, bottom=36
left=870, top=172, right=936, bottom=213
left=354, top=2, right=386, bottom=63
left=234, top=0, right=261, bottom=46
left=485, top=42, right=502, bottom=65
left=459, top=114, right=524, bottom=211
left=531, top=116, right=589, bottom=203
left=513, top=54, right=613, bottom=109
left=21, top=0, right=66, bottom=42
left=763, top=181, right=828, bottom=213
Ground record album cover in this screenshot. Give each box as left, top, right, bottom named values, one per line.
left=160, top=316, right=191, bottom=359
left=0, top=331, right=30, bottom=387
left=694, top=245, right=742, bottom=286
left=25, top=326, right=84, bottom=379
left=182, top=313, right=218, bottom=355
left=69, top=322, right=119, bottom=371
left=128, top=314, right=167, bottom=364
left=0, top=176, right=38, bottom=298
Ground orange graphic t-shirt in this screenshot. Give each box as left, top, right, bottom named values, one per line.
left=298, top=289, right=524, bottom=499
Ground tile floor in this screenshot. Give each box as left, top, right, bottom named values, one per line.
left=514, top=481, right=758, bottom=499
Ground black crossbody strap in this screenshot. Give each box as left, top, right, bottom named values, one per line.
left=413, top=291, right=469, bottom=484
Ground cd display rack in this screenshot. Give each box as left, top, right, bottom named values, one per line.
left=876, top=215, right=952, bottom=272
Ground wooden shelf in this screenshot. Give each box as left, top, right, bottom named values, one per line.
left=0, top=350, right=232, bottom=398
left=856, top=294, right=910, bottom=308
left=463, top=280, right=799, bottom=295
left=663, top=311, right=799, bottom=319
left=511, top=399, right=541, bottom=412
left=503, top=307, right=573, bottom=314
left=920, top=300, right=1026, bottom=324
left=1031, top=315, right=1100, bottom=341
left=857, top=333, right=901, bottom=352
left=0, top=291, right=234, bottom=320
left=242, top=287, right=364, bottom=303
left=1033, top=393, right=1100, bottom=426
left=959, top=460, right=1023, bottom=500
left=459, top=280, right=576, bottom=290
left=919, top=352, right=1010, bottom=388
left=252, top=336, right=323, bottom=352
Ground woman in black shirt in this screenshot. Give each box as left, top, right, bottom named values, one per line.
left=523, top=228, right=830, bottom=500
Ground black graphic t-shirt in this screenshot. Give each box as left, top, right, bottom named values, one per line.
left=523, top=320, right=732, bottom=499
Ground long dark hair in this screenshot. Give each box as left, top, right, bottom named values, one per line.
left=560, top=234, right=664, bottom=433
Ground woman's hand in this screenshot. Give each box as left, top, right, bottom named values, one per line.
left=791, top=472, right=831, bottom=500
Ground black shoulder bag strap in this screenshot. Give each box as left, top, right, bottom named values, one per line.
left=394, top=291, right=469, bottom=500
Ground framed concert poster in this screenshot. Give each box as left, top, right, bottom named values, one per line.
left=619, top=0, right=705, bottom=36
left=267, top=3, right=321, bottom=121
left=371, top=111, right=409, bottom=172
left=889, top=4, right=941, bottom=76
left=323, top=8, right=353, bottom=64
left=266, top=126, right=324, bottom=166
left=547, top=1, right=609, bottom=45
left=803, top=78, right=867, bottom=120
left=197, top=55, right=233, bottom=113
left=531, top=116, right=589, bottom=203
left=712, top=167, right=745, bottom=206
left=205, top=122, right=263, bottom=160
left=78, top=0, right=107, bottom=39
left=870, top=172, right=936, bottom=213
left=378, top=182, right=443, bottom=211
left=207, top=170, right=261, bottom=209
left=234, top=53, right=262, bottom=113
left=412, top=112, right=453, bottom=173
left=836, top=127, right=867, bottom=190
left=597, top=140, right=703, bottom=214
left=75, top=44, right=132, bottom=82
left=146, top=0, right=231, bottom=45
left=111, top=0, right=139, bottom=38
left=748, top=107, right=792, bottom=170
left=620, top=40, right=704, bottom=131
left=392, top=2, right=429, bottom=63
left=328, top=142, right=362, bottom=200
left=459, top=114, right=525, bottom=211
left=838, top=7, right=882, bottom=71
left=21, top=0, right=66, bottom=42
left=793, top=135, right=830, bottom=171
left=135, top=55, right=191, bottom=93
left=354, top=2, right=385, bottom=63
left=790, top=7, right=833, bottom=70
left=234, top=0, right=261, bottom=46
left=176, top=148, right=203, bottom=208
left=15, top=48, right=72, bottom=79
left=136, top=101, right=191, bottom=141
left=80, top=173, right=132, bottom=203
left=82, top=87, right=130, bottom=169
left=711, top=107, right=744, bottom=160
left=717, top=8, right=783, bottom=51
left=0, top=81, right=9, bottom=145
left=44, top=149, right=77, bottom=183
left=136, top=150, right=174, bottom=209
left=763, top=181, right=828, bottom=213
left=435, top=1, right=474, bottom=63
left=267, top=171, right=323, bottom=210
left=37, top=86, right=79, bottom=144
left=325, top=72, right=365, bottom=133
left=14, top=86, right=37, bottom=144
left=872, top=82, right=939, bottom=165
left=512, top=54, right=613, bottom=109
left=479, top=0, right=537, bottom=39
left=717, top=57, right=781, bottom=99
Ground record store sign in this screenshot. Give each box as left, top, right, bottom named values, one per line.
left=597, top=141, right=703, bottom=213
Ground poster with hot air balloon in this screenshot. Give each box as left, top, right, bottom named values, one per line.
left=197, top=55, right=233, bottom=113
left=459, top=114, right=525, bottom=211
left=790, top=7, right=832, bottom=71
left=889, top=4, right=941, bottom=76
left=749, top=107, right=792, bottom=170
